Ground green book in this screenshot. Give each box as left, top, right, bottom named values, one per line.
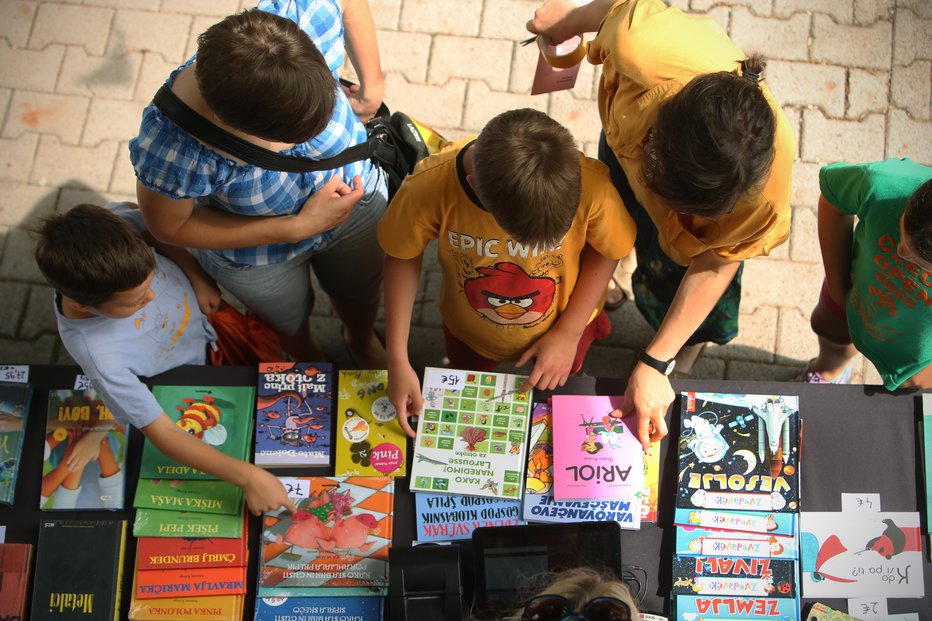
left=133, top=507, right=244, bottom=538
left=139, top=385, right=256, bottom=480
left=922, top=394, right=932, bottom=534
left=133, top=478, right=244, bottom=515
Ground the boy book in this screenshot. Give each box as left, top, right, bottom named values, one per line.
left=135, top=566, right=246, bottom=599
left=254, top=595, right=384, bottom=620
left=673, top=507, right=797, bottom=537
left=551, top=395, right=644, bottom=501
left=41, top=389, right=127, bottom=510
left=30, top=519, right=127, bottom=621
left=675, top=525, right=799, bottom=560
left=255, top=362, right=333, bottom=467
left=259, top=475, right=394, bottom=589
left=0, top=543, right=32, bottom=621
left=133, top=478, right=244, bottom=515
left=410, top=367, right=532, bottom=500
left=0, top=382, right=32, bottom=505
left=414, top=492, right=523, bottom=543
left=133, top=507, right=244, bottom=539
left=140, top=385, right=256, bottom=480
left=677, top=392, right=801, bottom=513
left=335, top=370, right=407, bottom=477
left=671, top=556, right=798, bottom=598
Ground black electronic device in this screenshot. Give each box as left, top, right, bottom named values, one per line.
left=471, top=522, right=623, bottom=617
left=389, top=545, right=464, bottom=621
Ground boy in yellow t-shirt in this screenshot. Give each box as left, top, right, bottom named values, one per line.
left=378, top=108, right=636, bottom=436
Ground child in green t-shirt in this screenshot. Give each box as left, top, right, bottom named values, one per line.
left=805, top=159, right=932, bottom=389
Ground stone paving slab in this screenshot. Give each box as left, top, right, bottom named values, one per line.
left=0, top=0, right=928, bottom=396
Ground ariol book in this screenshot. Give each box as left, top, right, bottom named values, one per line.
left=133, top=478, right=244, bottom=515
left=674, top=595, right=799, bottom=620
left=674, top=507, right=797, bottom=537
left=133, top=507, right=244, bottom=539
left=140, top=385, right=256, bottom=480
left=675, top=526, right=799, bottom=560
left=799, top=511, right=924, bottom=598
left=30, top=519, right=127, bottom=621
left=414, top=492, right=523, bottom=543
left=41, top=389, right=126, bottom=510
left=260, top=476, right=394, bottom=589
left=677, top=392, right=800, bottom=513
left=255, top=362, right=333, bottom=467
left=551, top=395, right=644, bottom=501
left=0, top=382, right=31, bottom=505
left=255, top=596, right=384, bottom=621
left=0, top=543, right=32, bottom=621
left=335, top=370, right=407, bottom=477
left=672, top=556, right=798, bottom=598
left=136, top=528, right=248, bottom=571
left=410, top=367, right=531, bottom=500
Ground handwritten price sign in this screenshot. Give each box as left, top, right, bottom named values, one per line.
left=280, top=478, right=310, bottom=500
left=425, top=369, right=466, bottom=392
left=0, top=365, right=28, bottom=383
left=73, top=374, right=92, bottom=390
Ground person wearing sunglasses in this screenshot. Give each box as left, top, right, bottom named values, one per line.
left=500, top=567, right=641, bottom=621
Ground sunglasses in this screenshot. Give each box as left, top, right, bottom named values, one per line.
left=521, top=594, right=633, bottom=621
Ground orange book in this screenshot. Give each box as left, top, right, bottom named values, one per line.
left=129, top=572, right=242, bottom=621
left=135, top=566, right=246, bottom=599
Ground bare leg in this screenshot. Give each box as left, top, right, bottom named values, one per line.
left=330, top=296, right=387, bottom=369
left=278, top=316, right=327, bottom=362
left=809, top=296, right=857, bottom=379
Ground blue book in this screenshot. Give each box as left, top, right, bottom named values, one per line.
left=673, top=507, right=797, bottom=537
left=255, top=595, right=383, bottom=620
left=414, top=492, right=524, bottom=543
left=674, top=594, right=799, bottom=620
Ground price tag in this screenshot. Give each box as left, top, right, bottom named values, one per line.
left=279, top=478, right=310, bottom=500
left=841, top=492, right=881, bottom=513
left=425, top=368, right=466, bottom=392
left=847, top=598, right=887, bottom=620
left=73, top=374, right=92, bottom=390
left=0, top=365, right=28, bottom=383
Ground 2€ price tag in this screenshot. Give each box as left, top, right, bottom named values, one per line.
left=280, top=478, right=311, bottom=501
left=0, top=365, right=28, bottom=383
left=847, top=598, right=887, bottom=620
left=73, top=374, right=92, bottom=390
left=425, top=368, right=466, bottom=392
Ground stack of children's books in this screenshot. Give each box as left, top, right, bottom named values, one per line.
left=254, top=475, right=395, bottom=620
left=129, top=384, right=255, bottom=621
left=0, top=382, right=32, bottom=506
left=671, top=392, right=802, bottom=620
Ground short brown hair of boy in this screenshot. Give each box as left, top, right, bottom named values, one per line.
left=31, top=204, right=155, bottom=308
left=195, top=8, right=336, bottom=144
left=904, top=178, right=932, bottom=264
left=646, top=53, right=776, bottom=219
left=471, top=108, right=582, bottom=248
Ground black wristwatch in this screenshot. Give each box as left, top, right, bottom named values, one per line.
left=637, top=348, right=676, bottom=376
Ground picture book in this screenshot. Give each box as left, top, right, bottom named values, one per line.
left=40, top=388, right=127, bottom=510
left=136, top=527, right=248, bottom=571
left=128, top=573, right=243, bottom=621
left=133, top=478, right=244, bottom=515
left=675, top=526, right=799, bottom=560
left=260, top=476, right=394, bottom=589
left=140, top=385, right=256, bottom=480
left=335, top=370, right=407, bottom=477
left=30, top=519, right=127, bottom=621
left=254, top=596, right=384, bottom=621
left=133, top=507, right=244, bottom=539
left=804, top=603, right=859, bottom=621
left=135, top=566, right=247, bottom=599
left=414, top=492, right=523, bottom=542
left=673, top=594, right=799, bottom=620
left=677, top=392, right=801, bottom=513
left=671, top=556, right=798, bottom=598
left=255, top=362, right=333, bottom=467
left=0, top=543, right=32, bottom=621
left=551, top=395, right=644, bottom=501
left=0, top=382, right=31, bottom=505
left=800, top=511, right=924, bottom=598
left=673, top=508, right=797, bottom=537
left=410, top=367, right=532, bottom=500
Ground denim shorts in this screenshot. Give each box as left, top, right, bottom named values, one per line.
left=197, top=167, right=388, bottom=336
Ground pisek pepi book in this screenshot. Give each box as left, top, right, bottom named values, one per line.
left=0, top=382, right=32, bottom=505
left=550, top=395, right=645, bottom=502
left=40, top=389, right=126, bottom=510
left=335, top=370, right=407, bottom=477
left=0, top=543, right=33, bottom=621
left=30, top=519, right=127, bottom=621
left=677, top=392, right=800, bottom=513
left=140, top=385, right=255, bottom=480
left=133, top=507, right=244, bottom=539
left=410, top=367, right=532, bottom=500
left=255, top=362, right=333, bottom=467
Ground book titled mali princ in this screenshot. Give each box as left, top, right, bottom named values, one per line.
left=30, top=519, right=127, bottom=621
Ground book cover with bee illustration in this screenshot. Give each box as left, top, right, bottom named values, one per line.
left=139, top=385, right=256, bottom=480
left=0, top=382, right=32, bottom=505
left=40, top=388, right=127, bottom=510
left=677, top=392, right=801, bottom=513
left=409, top=367, right=532, bottom=500
left=255, top=363, right=333, bottom=467
left=335, top=370, right=407, bottom=477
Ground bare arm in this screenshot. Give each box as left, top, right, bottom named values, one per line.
left=384, top=254, right=424, bottom=438
left=619, top=250, right=741, bottom=450
left=526, top=0, right=616, bottom=42
left=341, top=0, right=384, bottom=121
left=141, top=229, right=222, bottom=315
left=817, top=194, right=854, bottom=305
left=141, top=414, right=297, bottom=515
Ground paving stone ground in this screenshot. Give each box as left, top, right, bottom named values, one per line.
left=0, top=0, right=929, bottom=386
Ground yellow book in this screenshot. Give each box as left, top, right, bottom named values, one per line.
left=335, top=370, right=408, bottom=477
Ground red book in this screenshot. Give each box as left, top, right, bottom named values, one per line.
left=0, top=543, right=33, bottom=620
left=135, top=533, right=247, bottom=571
left=135, top=565, right=247, bottom=599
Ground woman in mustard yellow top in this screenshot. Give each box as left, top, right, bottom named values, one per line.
left=528, top=0, right=796, bottom=450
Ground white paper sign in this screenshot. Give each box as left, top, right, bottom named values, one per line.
left=841, top=492, right=881, bottom=513
left=279, top=478, right=311, bottom=500
left=847, top=597, right=887, bottom=619
left=424, top=368, right=467, bottom=393
left=73, top=374, right=92, bottom=390
left=0, top=365, right=28, bottom=383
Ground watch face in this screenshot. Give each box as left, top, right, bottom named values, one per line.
left=665, top=359, right=676, bottom=375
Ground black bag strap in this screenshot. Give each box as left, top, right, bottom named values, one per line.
left=152, top=85, right=372, bottom=173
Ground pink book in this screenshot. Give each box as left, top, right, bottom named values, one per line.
left=551, top=395, right=645, bottom=501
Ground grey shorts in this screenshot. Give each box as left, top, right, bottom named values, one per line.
left=197, top=168, right=388, bottom=336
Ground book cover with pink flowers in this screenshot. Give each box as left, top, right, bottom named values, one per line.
left=550, top=395, right=645, bottom=502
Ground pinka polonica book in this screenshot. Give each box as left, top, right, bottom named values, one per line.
left=259, top=476, right=394, bottom=589
left=410, top=367, right=531, bottom=500
left=677, top=392, right=800, bottom=513
left=255, top=363, right=333, bottom=467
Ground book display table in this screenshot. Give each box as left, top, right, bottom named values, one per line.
left=1, top=365, right=929, bottom=619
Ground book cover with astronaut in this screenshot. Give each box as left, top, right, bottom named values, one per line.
left=676, top=393, right=801, bottom=514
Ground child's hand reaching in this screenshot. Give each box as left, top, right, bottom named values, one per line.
left=242, top=464, right=297, bottom=516
left=389, top=362, right=423, bottom=438
left=516, top=325, right=578, bottom=390
left=65, top=430, right=108, bottom=472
